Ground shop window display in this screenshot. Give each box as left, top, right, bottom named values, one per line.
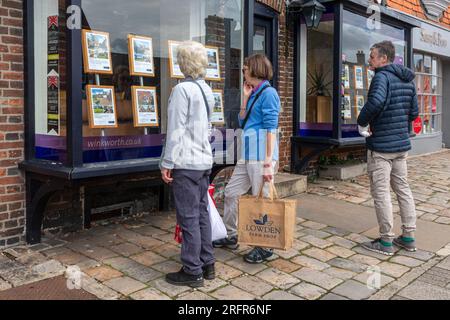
left=413, top=53, right=442, bottom=135
left=34, top=0, right=243, bottom=164
left=298, top=10, right=335, bottom=137
left=341, top=9, right=406, bottom=137
left=80, top=0, right=243, bottom=163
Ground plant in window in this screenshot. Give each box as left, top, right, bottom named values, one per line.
left=307, top=64, right=333, bottom=123
left=307, top=65, right=332, bottom=96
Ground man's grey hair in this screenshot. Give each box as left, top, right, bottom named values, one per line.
left=371, top=41, right=396, bottom=63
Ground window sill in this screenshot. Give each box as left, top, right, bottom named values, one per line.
left=291, top=136, right=366, bottom=146
left=19, top=158, right=161, bottom=180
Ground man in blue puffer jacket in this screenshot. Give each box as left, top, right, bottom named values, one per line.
left=357, top=41, right=419, bottom=256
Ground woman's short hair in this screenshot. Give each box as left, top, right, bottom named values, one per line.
left=244, top=54, right=273, bottom=81
left=177, top=41, right=208, bottom=79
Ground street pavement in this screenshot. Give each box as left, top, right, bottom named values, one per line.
left=1, top=150, right=450, bottom=300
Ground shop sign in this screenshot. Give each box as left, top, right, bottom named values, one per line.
left=413, top=22, right=450, bottom=57
left=47, top=15, right=60, bottom=136
left=413, top=117, right=423, bottom=135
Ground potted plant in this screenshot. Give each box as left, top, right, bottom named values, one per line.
left=307, top=65, right=333, bottom=123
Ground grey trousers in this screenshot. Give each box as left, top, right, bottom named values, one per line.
left=223, top=160, right=278, bottom=238
left=172, top=169, right=215, bottom=275
left=367, top=150, right=417, bottom=242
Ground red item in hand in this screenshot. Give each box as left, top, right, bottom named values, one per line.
left=208, top=184, right=216, bottom=206
left=174, top=224, right=183, bottom=244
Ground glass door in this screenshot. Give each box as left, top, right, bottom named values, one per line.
left=252, top=2, right=278, bottom=87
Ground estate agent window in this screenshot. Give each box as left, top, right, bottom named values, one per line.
left=33, top=0, right=244, bottom=164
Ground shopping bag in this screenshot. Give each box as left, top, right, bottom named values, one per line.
left=238, top=182, right=297, bottom=250
left=174, top=184, right=226, bottom=243
left=208, top=192, right=227, bottom=242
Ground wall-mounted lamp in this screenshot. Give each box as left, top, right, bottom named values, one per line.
left=286, top=0, right=326, bottom=29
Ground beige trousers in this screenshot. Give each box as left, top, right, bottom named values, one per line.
left=223, top=160, right=278, bottom=238
left=367, top=150, right=417, bottom=242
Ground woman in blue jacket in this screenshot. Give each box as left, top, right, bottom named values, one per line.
left=213, top=54, right=281, bottom=264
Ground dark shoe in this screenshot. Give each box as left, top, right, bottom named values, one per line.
left=393, top=236, right=417, bottom=252
left=244, top=247, right=273, bottom=264
left=361, top=238, right=395, bottom=256
left=165, top=268, right=204, bottom=288
left=202, top=264, right=215, bottom=280
left=213, top=236, right=239, bottom=250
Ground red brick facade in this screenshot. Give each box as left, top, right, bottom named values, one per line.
left=0, top=0, right=25, bottom=247
left=255, top=0, right=295, bottom=170
left=387, top=0, right=450, bottom=26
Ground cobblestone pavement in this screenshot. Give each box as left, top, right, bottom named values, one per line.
left=1, top=211, right=449, bottom=300
left=1, top=150, right=450, bottom=300
left=308, top=150, right=450, bottom=226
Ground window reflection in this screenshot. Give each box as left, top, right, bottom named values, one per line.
left=299, top=11, right=334, bottom=138
left=342, top=9, right=406, bottom=136
left=80, top=0, right=243, bottom=163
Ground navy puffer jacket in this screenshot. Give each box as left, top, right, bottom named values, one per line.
left=357, top=64, right=419, bottom=153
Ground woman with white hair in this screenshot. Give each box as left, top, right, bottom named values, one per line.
left=160, top=41, right=216, bottom=288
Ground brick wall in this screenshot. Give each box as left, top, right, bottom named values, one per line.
left=256, top=0, right=294, bottom=171
left=256, top=0, right=284, bottom=13
left=387, top=0, right=450, bottom=27
left=0, top=0, right=25, bottom=247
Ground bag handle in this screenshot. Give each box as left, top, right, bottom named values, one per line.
left=241, top=85, right=270, bottom=130
left=256, top=181, right=279, bottom=201
left=184, top=79, right=211, bottom=121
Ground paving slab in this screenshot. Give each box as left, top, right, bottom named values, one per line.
left=398, top=280, right=450, bottom=300
left=362, top=216, right=450, bottom=252
left=331, top=279, right=377, bottom=300
left=290, top=194, right=378, bottom=233
left=262, top=290, right=304, bottom=300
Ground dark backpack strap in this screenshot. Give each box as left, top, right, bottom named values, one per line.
left=184, top=79, right=211, bottom=121
left=242, top=85, right=270, bottom=129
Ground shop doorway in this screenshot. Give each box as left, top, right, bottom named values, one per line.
left=253, top=2, right=278, bottom=88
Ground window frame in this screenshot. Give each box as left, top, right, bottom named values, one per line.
left=293, top=0, right=418, bottom=145
left=23, top=0, right=247, bottom=177
left=413, top=51, right=443, bottom=135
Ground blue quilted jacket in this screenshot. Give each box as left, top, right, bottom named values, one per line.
left=357, top=64, right=419, bottom=153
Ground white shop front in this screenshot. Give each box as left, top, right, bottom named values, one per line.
left=411, top=21, right=450, bottom=154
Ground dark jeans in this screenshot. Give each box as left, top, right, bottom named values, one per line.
left=172, top=169, right=215, bottom=275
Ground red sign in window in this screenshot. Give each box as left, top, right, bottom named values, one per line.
left=413, top=117, right=422, bottom=135
left=432, top=96, right=437, bottom=113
